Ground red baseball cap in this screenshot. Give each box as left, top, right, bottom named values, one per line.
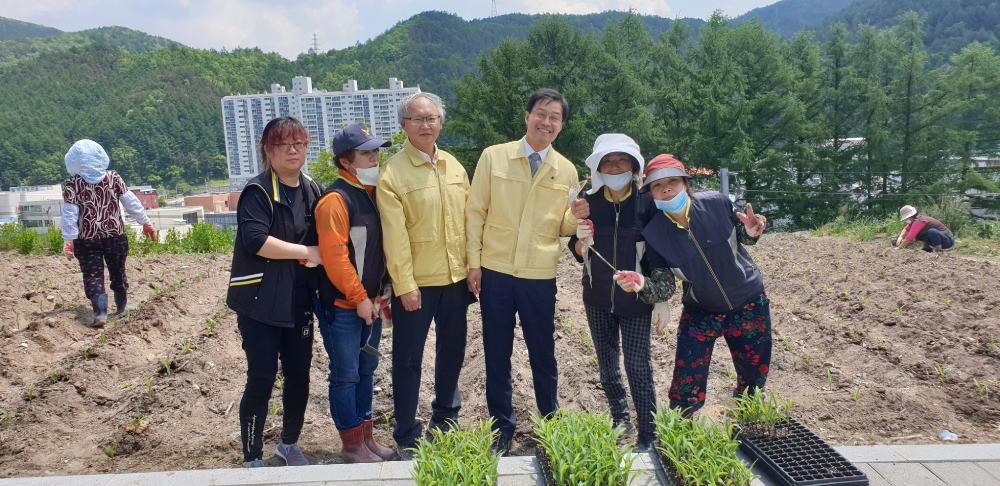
left=640, top=154, right=690, bottom=193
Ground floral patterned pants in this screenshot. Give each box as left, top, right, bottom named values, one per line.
left=75, top=235, right=129, bottom=299
left=668, top=293, right=772, bottom=414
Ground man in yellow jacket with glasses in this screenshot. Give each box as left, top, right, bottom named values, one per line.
left=466, top=88, right=578, bottom=455
left=377, top=92, right=472, bottom=459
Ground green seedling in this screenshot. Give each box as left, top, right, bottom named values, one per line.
left=0, top=410, right=19, bottom=427
left=14, top=312, right=20, bottom=330
left=411, top=419, right=500, bottom=486
left=81, top=346, right=91, bottom=360
left=843, top=289, right=850, bottom=297
left=99, top=330, right=106, bottom=343
left=836, top=317, right=844, bottom=326
left=727, top=388, right=792, bottom=436
left=843, top=272, right=849, bottom=282
left=915, top=290, right=922, bottom=299
left=924, top=276, right=929, bottom=283
left=269, top=398, right=282, bottom=417
left=182, top=340, right=192, bottom=354
left=26, top=383, right=34, bottom=401
left=792, top=298, right=797, bottom=310
left=895, top=391, right=904, bottom=401
left=654, top=407, right=757, bottom=485
left=812, top=311, right=818, bottom=319
left=853, top=388, right=861, bottom=404
left=802, top=274, right=808, bottom=283
left=823, top=284, right=828, bottom=291
left=275, top=376, right=284, bottom=392
left=533, top=410, right=638, bottom=486
left=781, top=336, right=793, bottom=352
left=726, top=364, right=736, bottom=386
left=802, top=355, right=814, bottom=368
left=205, top=317, right=216, bottom=337
left=131, top=404, right=146, bottom=430
left=160, top=351, right=172, bottom=375
left=878, top=336, right=886, bottom=348
left=120, top=381, right=135, bottom=389
left=37, top=299, right=44, bottom=314
left=827, top=370, right=834, bottom=389
left=104, top=441, right=117, bottom=460
left=936, top=364, right=947, bottom=383
left=896, top=306, right=904, bottom=316
left=944, top=298, right=951, bottom=306
left=862, top=297, right=868, bottom=308
left=974, top=379, right=988, bottom=401
left=146, top=377, right=153, bottom=400
left=48, top=369, right=58, bottom=383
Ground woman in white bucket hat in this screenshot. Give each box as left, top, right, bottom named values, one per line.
left=895, top=205, right=955, bottom=252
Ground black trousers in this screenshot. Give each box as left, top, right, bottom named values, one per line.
left=391, top=281, right=469, bottom=447
left=237, top=306, right=314, bottom=462
left=480, top=268, right=559, bottom=440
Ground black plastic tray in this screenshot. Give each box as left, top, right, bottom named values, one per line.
left=736, top=417, right=868, bottom=486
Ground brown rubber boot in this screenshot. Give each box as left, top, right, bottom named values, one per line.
left=339, top=425, right=383, bottom=463
left=362, top=419, right=395, bottom=460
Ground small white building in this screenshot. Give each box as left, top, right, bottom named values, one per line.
left=0, top=184, right=63, bottom=224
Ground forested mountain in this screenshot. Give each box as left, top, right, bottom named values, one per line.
left=0, top=16, right=61, bottom=41
left=733, top=0, right=859, bottom=36
left=0, top=26, right=179, bottom=65
left=818, top=0, right=1000, bottom=56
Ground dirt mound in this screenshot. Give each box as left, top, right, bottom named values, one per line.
left=0, top=233, right=997, bottom=478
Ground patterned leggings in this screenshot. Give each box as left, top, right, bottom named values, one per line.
left=668, top=293, right=772, bottom=414
left=75, top=236, right=130, bottom=299
left=584, top=306, right=657, bottom=443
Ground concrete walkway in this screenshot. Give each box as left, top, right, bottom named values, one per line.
left=1, top=444, right=997, bottom=485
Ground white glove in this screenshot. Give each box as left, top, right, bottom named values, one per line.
left=577, top=219, right=594, bottom=246
left=652, top=302, right=671, bottom=335
left=613, top=271, right=644, bottom=293
left=896, top=236, right=903, bottom=247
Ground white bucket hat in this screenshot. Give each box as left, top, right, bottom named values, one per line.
left=899, top=205, right=917, bottom=221
left=585, top=134, right=644, bottom=195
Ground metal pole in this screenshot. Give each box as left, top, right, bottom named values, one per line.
left=721, top=168, right=729, bottom=199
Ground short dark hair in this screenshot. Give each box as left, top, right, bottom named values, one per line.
left=526, top=88, right=569, bottom=122
left=259, top=117, right=309, bottom=171
left=334, top=150, right=355, bottom=171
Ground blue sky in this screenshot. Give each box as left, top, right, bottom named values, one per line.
left=1, top=0, right=777, bottom=58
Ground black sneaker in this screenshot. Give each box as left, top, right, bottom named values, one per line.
left=490, top=435, right=512, bottom=456
left=424, top=418, right=458, bottom=441
left=397, top=444, right=417, bottom=461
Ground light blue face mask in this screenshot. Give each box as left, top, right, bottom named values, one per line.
left=655, top=189, right=689, bottom=213
left=601, top=171, right=633, bottom=191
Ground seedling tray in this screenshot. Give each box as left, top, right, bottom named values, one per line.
left=536, top=446, right=558, bottom=486
left=736, top=417, right=868, bottom=486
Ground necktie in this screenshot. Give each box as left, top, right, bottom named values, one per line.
left=529, top=152, right=542, bottom=177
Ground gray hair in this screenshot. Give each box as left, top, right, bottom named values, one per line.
left=397, top=92, right=446, bottom=125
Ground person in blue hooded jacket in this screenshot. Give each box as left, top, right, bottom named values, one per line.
left=612, top=154, right=771, bottom=415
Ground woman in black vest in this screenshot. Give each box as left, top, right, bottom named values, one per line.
left=227, top=117, right=323, bottom=468
left=568, top=134, right=667, bottom=451
left=314, top=123, right=394, bottom=462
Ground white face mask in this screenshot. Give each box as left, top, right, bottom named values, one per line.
left=355, top=166, right=380, bottom=186
left=601, top=171, right=633, bottom=191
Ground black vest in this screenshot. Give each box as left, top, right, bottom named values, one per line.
left=227, top=170, right=322, bottom=327
left=580, top=184, right=654, bottom=318
left=316, top=178, right=388, bottom=310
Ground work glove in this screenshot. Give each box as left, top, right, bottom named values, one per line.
left=576, top=219, right=594, bottom=246
left=375, top=285, right=393, bottom=324
left=895, top=236, right=903, bottom=247
left=613, top=271, right=644, bottom=293
left=64, top=241, right=74, bottom=261
left=652, top=302, right=671, bottom=335
left=142, top=223, right=157, bottom=241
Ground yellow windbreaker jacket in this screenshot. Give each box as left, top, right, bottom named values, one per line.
left=377, top=140, right=471, bottom=296
left=466, top=139, right=578, bottom=279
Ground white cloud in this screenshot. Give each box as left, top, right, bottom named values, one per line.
left=505, top=0, right=672, bottom=17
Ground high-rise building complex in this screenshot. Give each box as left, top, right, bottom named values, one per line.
left=222, top=76, right=419, bottom=190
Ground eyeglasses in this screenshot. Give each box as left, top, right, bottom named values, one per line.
left=403, top=116, right=442, bottom=127
left=272, top=142, right=308, bottom=153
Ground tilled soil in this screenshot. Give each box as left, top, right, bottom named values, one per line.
left=0, top=232, right=998, bottom=478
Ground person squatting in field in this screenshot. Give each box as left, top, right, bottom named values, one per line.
left=895, top=204, right=955, bottom=253
left=226, top=117, right=323, bottom=468
left=613, top=154, right=773, bottom=415
left=61, top=139, right=157, bottom=327
left=567, top=133, right=663, bottom=451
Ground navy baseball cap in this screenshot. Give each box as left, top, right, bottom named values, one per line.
left=333, top=123, right=390, bottom=156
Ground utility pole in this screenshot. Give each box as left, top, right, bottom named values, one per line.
left=491, top=0, right=497, bottom=17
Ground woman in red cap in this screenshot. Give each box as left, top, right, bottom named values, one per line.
left=612, top=154, right=771, bottom=415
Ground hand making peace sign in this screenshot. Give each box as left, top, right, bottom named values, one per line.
left=736, top=202, right=767, bottom=238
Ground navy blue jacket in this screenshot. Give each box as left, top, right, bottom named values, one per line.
left=641, top=191, right=763, bottom=313
left=569, top=183, right=656, bottom=317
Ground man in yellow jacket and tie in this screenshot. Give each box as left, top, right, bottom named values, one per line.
left=377, top=92, right=472, bottom=459
left=465, top=88, right=578, bottom=455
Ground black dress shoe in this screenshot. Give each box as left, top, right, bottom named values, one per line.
left=397, top=446, right=416, bottom=461
left=424, top=418, right=458, bottom=441
left=490, top=435, right=513, bottom=456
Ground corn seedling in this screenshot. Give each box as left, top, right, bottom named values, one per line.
left=944, top=298, right=951, bottom=306
left=182, top=340, right=192, bottom=354
left=654, top=407, right=757, bottom=485
left=275, top=376, right=284, bottom=392
left=915, top=290, right=922, bottom=299
left=0, top=409, right=18, bottom=427
left=727, top=388, right=791, bottom=437
left=802, top=355, right=814, bottom=368
left=37, top=299, right=44, bottom=314
left=205, top=317, right=216, bottom=337
left=533, top=410, right=638, bottom=486
left=878, top=336, right=886, bottom=348
left=411, top=419, right=500, bottom=486
left=160, top=352, right=172, bottom=375
left=896, top=306, right=903, bottom=316
left=781, top=336, right=793, bottom=352
left=791, top=298, right=797, bottom=311
left=974, top=379, right=989, bottom=401
left=99, top=330, right=106, bottom=343
left=81, top=346, right=91, bottom=361
left=827, top=370, right=834, bottom=390
left=924, top=276, right=929, bottom=283
left=843, top=288, right=850, bottom=297
left=823, top=284, right=828, bottom=291
left=104, top=441, right=117, bottom=460
left=726, top=364, right=736, bottom=387
left=48, top=369, right=58, bottom=383
left=131, top=404, right=146, bottom=430
left=269, top=399, right=282, bottom=417
left=812, top=310, right=818, bottom=319
left=862, top=297, right=868, bottom=308
left=853, top=388, right=861, bottom=404
left=936, top=364, right=947, bottom=383
left=146, top=377, right=154, bottom=400
left=26, top=383, right=34, bottom=401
